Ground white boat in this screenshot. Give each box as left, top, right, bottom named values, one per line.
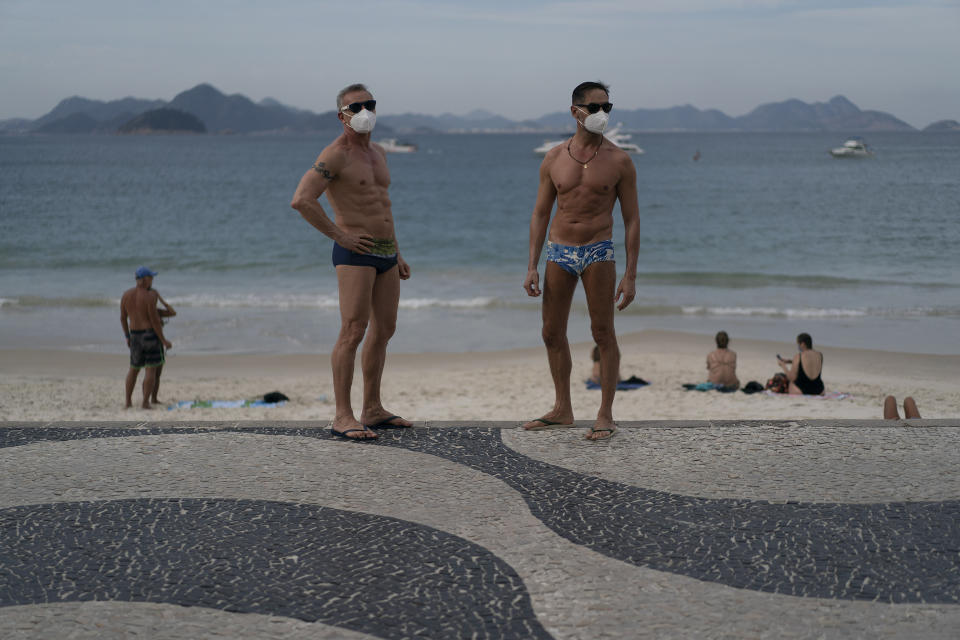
left=378, top=138, right=417, bottom=153
left=533, top=123, right=644, bottom=155
left=830, top=137, right=873, bottom=158
left=605, top=124, right=644, bottom=154
left=533, top=138, right=564, bottom=154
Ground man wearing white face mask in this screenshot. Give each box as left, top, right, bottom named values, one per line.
left=522, top=81, right=641, bottom=441
left=291, top=83, right=412, bottom=441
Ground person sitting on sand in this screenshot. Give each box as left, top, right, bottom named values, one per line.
left=706, top=330, right=739, bottom=390
left=588, top=344, right=619, bottom=386
left=883, top=395, right=921, bottom=419
left=120, top=266, right=172, bottom=409
left=777, top=332, right=824, bottom=395
left=588, top=345, right=647, bottom=389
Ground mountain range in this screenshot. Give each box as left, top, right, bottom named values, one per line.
left=0, top=83, right=947, bottom=135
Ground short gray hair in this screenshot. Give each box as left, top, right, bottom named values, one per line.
left=337, top=83, right=370, bottom=110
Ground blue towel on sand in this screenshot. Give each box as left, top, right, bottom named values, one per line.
left=682, top=382, right=738, bottom=393
left=585, top=378, right=650, bottom=391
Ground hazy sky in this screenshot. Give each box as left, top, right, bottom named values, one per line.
left=2, top=0, right=958, bottom=127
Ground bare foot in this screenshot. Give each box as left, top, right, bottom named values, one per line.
left=140, top=404, right=154, bottom=410
left=331, top=417, right=377, bottom=440
left=522, top=408, right=574, bottom=431
left=522, top=413, right=576, bottom=431
left=585, top=417, right=617, bottom=441
left=360, top=410, right=412, bottom=429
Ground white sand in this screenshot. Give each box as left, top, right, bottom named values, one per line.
left=1, top=330, right=957, bottom=423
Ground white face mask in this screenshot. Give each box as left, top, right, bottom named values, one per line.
left=577, top=108, right=609, bottom=134
left=347, top=109, right=376, bottom=134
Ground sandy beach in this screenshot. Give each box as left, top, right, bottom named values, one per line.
left=1, top=329, right=956, bottom=423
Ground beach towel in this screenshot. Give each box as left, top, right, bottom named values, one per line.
left=682, top=382, right=738, bottom=393
left=585, top=376, right=649, bottom=391
left=762, top=390, right=851, bottom=400
left=167, top=399, right=287, bottom=410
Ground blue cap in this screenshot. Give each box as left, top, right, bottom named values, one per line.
left=135, top=266, right=158, bottom=279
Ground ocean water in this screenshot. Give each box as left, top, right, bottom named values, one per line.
left=1, top=131, right=958, bottom=355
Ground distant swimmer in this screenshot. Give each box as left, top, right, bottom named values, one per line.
left=693, top=149, right=701, bottom=162
left=290, top=83, right=412, bottom=441
left=120, top=266, right=172, bottom=409
left=522, top=81, right=641, bottom=441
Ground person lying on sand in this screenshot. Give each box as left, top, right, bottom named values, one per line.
left=883, top=395, right=921, bottom=419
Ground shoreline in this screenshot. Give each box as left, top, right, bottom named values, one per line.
left=1, top=330, right=958, bottom=422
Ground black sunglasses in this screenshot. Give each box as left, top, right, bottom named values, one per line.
left=341, top=99, right=377, bottom=113
left=576, top=102, right=613, bottom=114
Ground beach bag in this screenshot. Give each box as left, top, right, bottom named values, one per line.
left=741, top=381, right=764, bottom=394
left=765, top=373, right=788, bottom=394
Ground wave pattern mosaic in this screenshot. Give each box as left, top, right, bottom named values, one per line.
left=2, top=423, right=959, bottom=639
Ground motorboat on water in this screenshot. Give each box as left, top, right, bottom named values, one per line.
left=533, top=138, right=564, bottom=154
left=605, top=124, right=644, bottom=154
left=378, top=138, right=417, bottom=153
left=533, top=123, right=644, bottom=155
left=830, top=137, right=873, bottom=158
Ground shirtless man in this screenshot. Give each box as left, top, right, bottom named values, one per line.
left=522, top=81, right=640, bottom=440
left=120, top=266, right=173, bottom=409
left=290, top=83, right=412, bottom=441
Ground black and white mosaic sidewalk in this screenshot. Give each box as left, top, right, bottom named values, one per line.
left=2, top=420, right=959, bottom=639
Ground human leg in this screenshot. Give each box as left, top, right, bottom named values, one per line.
left=332, top=265, right=378, bottom=439
left=903, top=396, right=921, bottom=419
left=582, top=261, right=619, bottom=440
left=522, top=262, right=578, bottom=430
left=125, top=368, right=140, bottom=408
left=883, top=395, right=900, bottom=419
left=141, top=367, right=157, bottom=409
left=151, top=364, right=163, bottom=404
left=359, top=266, right=411, bottom=428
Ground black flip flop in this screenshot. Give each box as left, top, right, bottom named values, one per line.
left=364, top=415, right=411, bottom=429
left=330, top=426, right=378, bottom=441
left=585, top=426, right=617, bottom=441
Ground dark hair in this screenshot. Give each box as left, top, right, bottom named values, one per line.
left=715, top=330, right=729, bottom=349
left=337, top=83, right=370, bottom=110
left=572, top=81, right=610, bottom=105
left=797, top=332, right=813, bottom=349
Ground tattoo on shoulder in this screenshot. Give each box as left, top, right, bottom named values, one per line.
left=312, top=162, right=335, bottom=180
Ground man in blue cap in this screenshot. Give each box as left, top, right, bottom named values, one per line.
left=121, top=266, right=173, bottom=409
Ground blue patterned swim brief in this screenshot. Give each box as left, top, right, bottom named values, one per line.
left=545, top=239, right=615, bottom=277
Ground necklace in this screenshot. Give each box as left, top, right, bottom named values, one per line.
left=567, top=140, right=600, bottom=168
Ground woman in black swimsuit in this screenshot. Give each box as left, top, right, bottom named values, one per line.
left=777, top=332, right=824, bottom=395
